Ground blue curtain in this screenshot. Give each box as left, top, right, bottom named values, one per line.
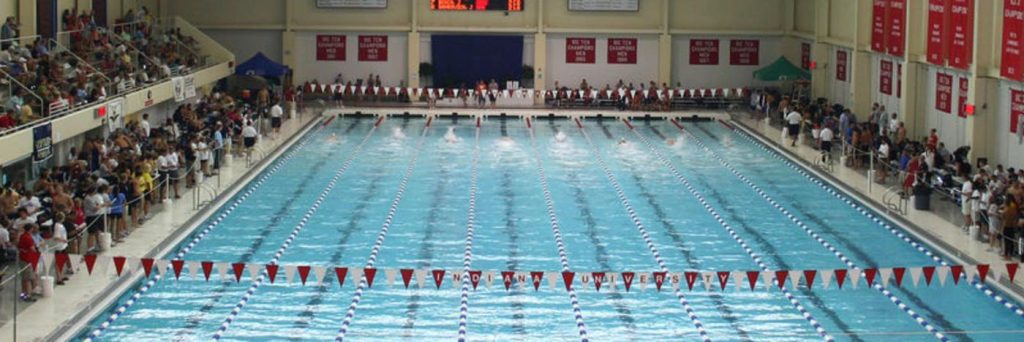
left=431, top=35, right=523, bottom=89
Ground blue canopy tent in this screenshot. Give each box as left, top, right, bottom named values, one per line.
left=234, top=52, right=290, bottom=77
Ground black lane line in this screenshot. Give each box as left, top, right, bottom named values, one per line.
left=174, top=119, right=363, bottom=336
left=595, top=122, right=751, bottom=341
left=400, top=153, right=452, bottom=334
left=551, top=123, right=637, bottom=331
left=500, top=117, right=509, bottom=137
left=500, top=171, right=529, bottom=335
left=690, top=123, right=968, bottom=341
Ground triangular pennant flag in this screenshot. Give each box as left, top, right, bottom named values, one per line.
left=834, top=269, right=848, bottom=289
left=668, top=89, right=676, bottom=98
left=684, top=272, right=698, bottom=291
left=653, top=272, right=667, bottom=291
left=417, top=269, right=428, bottom=288
left=84, top=254, right=98, bottom=275
left=937, top=266, right=950, bottom=286
left=736, top=88, right=744, bottom=97
left=547, top=272, right=559, bottom=290
left=820, top=269, right=834, bottom=289
left=965, top=264, right=978, bottom=281
left=372, top=86, right=380, bottom=95
left=605, top=90, right=613, bottom=98
left=761, top=271, right=773, bottom=291
left=977, top=264, right=990, bottom=283
left=849, top=269, right=861, bottom=289
left=746, top=271, right=760, bottom=290
left=317, top=83, right=326, bottom=93
left=360, top=86, right=367, bottom=94
left=283, top=265, right=295, bottom=284
left=351, top=268, right=366, bottom=288
left=893, top=267, right=906, bottom=287
left=427, top=88, right=435, bottom=98
left=950, top=265, right=964, bottom=285
left=642, top=90, right=650, bottom=98
left=1008, top=263, right=1020, bottom=282
left=656, top=89, right=664, bottom=99
left=724, top=88, right=732, bottom=97
left=432, top=269, right=446, bottom=289
left=155, top=259, right=168, bottom=276
left=732, top=271, right=745, bottom=292
left=470, top=270, right=482, bottom=290
left=803, top=270, right=817, bottom=289
left=621, top=272, right=635, bottom=292
left=113, top=256, right=127, bottom=276
left=187, top=261, right=200, bottom=280
left=201, top=261, right=214, bottom=281
left=340, top=267, right=354, bottom=288
left=297, top=265, right=311, bottom=285
left=216, top=262, right=229, bottom=282
left=384, top=269, right=397, bottom=288
left=329, top=84, right=338, bottom=94
left=910, top=267, right=923, bottom=287
left=313, top=266, right=327, bottom=286
left=879, top=268, right=892, bottom=287
left=774, top=270, right=789, bottom=289
left=55, top=253, right=70, bottom=276
left=580, top=273, right=593, bottom=290
left=232, top=263, right=247, bottom=282
left=593, top=272, right=606, bottom=292
left=265, top=264, right=279, bottom=284
left=365, top=268, right=378, bottom=288
left=530, top=272, right=544, bottom=291
left=450, top=271, right=463, bottom=289
left=717, top=271, right=730, bottom=290
left=39, top=253, right=53, bottom=274
left=515, top=272, right=528, bottom=291
left=171, top=260, right=185, bottom=280
left=630, top=90, right=637, bottom=98
left=454, top=89, right=460, bottom=97
left=401, top=269, right=414, bottom=288
left=923, top=266, right=936, bottom=285
left=788, top=271, right=802, bottom=290
left=482, top=271, right=494, bottom=289
left=638, top=273, right=649, bottom=292
left=247, top=263, right=261, bottom=281
left=618, top=89, right=626, bottom=97
left=502, top=271, right=515, bottom=291
left=699, top=89, right=707, bottom=97
left=407, top=87, right=415, bottom=97
left=701, top=272, right=713, bottom=291
left=383, top=87, right=391, bottom=96
left=562, top=271, right=575, bottom=291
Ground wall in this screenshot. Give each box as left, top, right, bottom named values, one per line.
left=292, top=31, right=408, bottom=86
left=827, top=0, right=856, bottom=44
left=793, top=0, right=816, bottom=35
left=203, top=29, right=282, bottom=63
left=671, top=35, right=781, bottom=89
left=545, top=34, right=659, bottom=89
left=418, top=33, right=534, bottom=67
left=828, top=45, right=852, bottom=107
left=545, top=0, right=662, bottom=32
left=920, top=65, right=971, bottom=150
left=290, top=0, right=409, bottom=29
left=994, top=81, right=1024, bottom=169
left=166, top=0, right=283, bottom=28
left=0, top=0, right=16, bottom=22
left=869, top=54, right=904, bottom=118
left=670, top=0, right=785, bottom=32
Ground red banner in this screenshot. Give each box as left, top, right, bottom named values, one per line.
left=1003, top=0, right=1024, bottom=80
left=936, top=72, right=954, bottom=113
left=927, top=0, right=949, bottom=65
left=948, top=0, right=974, bottom=69
left=1012, top=89, right=1024, bottom=133
left=801, top=42, right=811, bottom=70
left=872, top=0, right=889, bottom=52
left=316, top=35, right=346, bottom=61
left=888, top=0, right=906, bottom=56
left=566, top=37, right=596, bottom=64
left=880, top=60, right=894, bottom=95
left=607, top=38, right=637, bottom=64
left=897, top=62, right=903, bottom=98
left=729, top=39, right=759, bottom=66
left=358, top=35, right=388, bottom=61
left=836, top=50, right=848, bottom=82
left=957, top=77, right=970, bottom=117
left=690, top=39, right=720, bottom=65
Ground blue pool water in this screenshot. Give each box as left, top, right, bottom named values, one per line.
left=79, top=116, right=1024, bottom=341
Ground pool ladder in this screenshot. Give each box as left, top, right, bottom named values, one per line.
left=192, top=182, right=219, bottom=210
left=883, top=185, right=908, bottom=216
left=247, top=147, right=268, bottom=167
left=813, top=150, right=835, bottom=173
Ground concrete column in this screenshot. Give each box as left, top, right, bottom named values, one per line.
left=659, top=34, right=672, bottom=85
left=18, top=0, right=35, bottom=37
left=810, top=0, right=830, bottom=98
left=281, top=31, right=295, bottom=69
left=967, top=0, right=1001, bottom=161
left=851, top=51, right=874, bottom=118
left=408, top=31, right=420, bottom=88
left=534, top=32, right=546, bottom=92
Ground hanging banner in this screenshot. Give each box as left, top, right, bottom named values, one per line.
left=1012, top=89, right=1024, bottom=133
left=836, top=50, right=848, bottom=82
left=948, top=0, right=974, bottom=69
left=888, top=0, right=906, bottom=56
left=872, top=0, right=889, bottom=52
left=801, top=42, right=811, bottom=70
left=897, top=62, right=903, bottom=98
left=1003, top=0, right=1024, bottom=80
left=566, top=37, right=596, bottom=64
left=880, top=60, right=894, bottom=95
left=184, top=75, right=196, bottom=99
left=936, top=72, right=954, bottom=113
left=33, top=123, right=52, bottom=162
left=607, top=38, right=637, bottom=64
left=316, top=34, right=347, bottom=61
left=729, top=39, right=759, bottom=66
left=927, top=0, right=949, bottom=65
left=172, top=76, right=185, bottom=102
left=690, top=39, right=720, bottom=65
left=957, top=77, right=969, bottom=117
left=358, top=35, right=388, bottom=61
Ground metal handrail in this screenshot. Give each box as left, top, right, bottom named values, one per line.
left=45, top=38, right=113, bottom=85
left=883, top=184, right=908, bottom=216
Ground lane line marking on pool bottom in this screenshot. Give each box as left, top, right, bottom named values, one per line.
left=525, top=124, right=590, bottom=342
left=726, top=121, right=1024, bottom=318
left=86, top=119, right=331, bottom=341
left=335, top=125, right=432, bottom=341
left=629, top=121, right=835, bottom=342
left=671, top=120, right=949, bottom=341
left=457, top=126, right=481, bottom=342
left=211, top=123, right=382, bottom=340
left=579, top=122, right=711, bottom=342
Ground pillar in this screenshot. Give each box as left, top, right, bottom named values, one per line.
left=407, top=31, right=420, bottom=88
left=658, top=34, right=672, bottom=85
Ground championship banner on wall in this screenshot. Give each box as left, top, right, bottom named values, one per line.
left=936, top=72, right=954, bottom=113
left=607, top=38, right=637, bottom=64
left=184, top=75, right=196, bottom=99
left=927, top=0, right=949, bottom=65
left=880, top=60, right=894, bottom=95
left=358, top=35, right=388, bottom=61
left=33, top=123, right=52, bottom=162
left=801, top=42, right=811, bottom=70
left=836, top=50, right=848, bottom=81
left=948, top=0, right=974, bottom=69
left=1013, top=89, right=1024, bottom=134
left=1002, top=0, right=1024, bottom=80
left=958, top=77, right=970, bottom=118
left=872, top=0, right=889, bottom=52
left=566, top=37, right=596, bottom=64
left=172, top=76, right=185, bottom=102
left=729, top=39, right=759, bottom=66
left=887, top=0, right=906, bottom=56
left=690, top=39, right=720, bottom=65
left=316, top=34, right=346, bottom=61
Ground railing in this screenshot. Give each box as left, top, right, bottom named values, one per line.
left=883, top=185, right=908, bottom=216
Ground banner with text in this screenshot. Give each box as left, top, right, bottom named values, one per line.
left=729, top=39, right=759, bottom=66
left=936, top=72, right=954, bottom=113
left=888, top=0, right=906, bottom=56
left=1013, top=89, right=1024, bottom=133
left=880, top=60, right=894, bottom=95
left=927, top=0, right=949, bottom=65
left=836, top=50, right=848, bottom=82
left=690, top=39, right=720, bottom=65
left=566, top=37, right=596, bottom=64
left=872, top=0, right=889, bottom=52
left=801, top=42, right=811, bottom=70
left=607, top=38, right=637, bottom=64
left=32, top=123, right=52, bottom=162
left=316, top=35, right=347, bottom=61
left=948, top=0, right=974, bottom=69
left=358, top=35, right=388, bottom=61
left=957, top=76, right=969, bottom=118
left=1003, top=0, right=1024, bottom=80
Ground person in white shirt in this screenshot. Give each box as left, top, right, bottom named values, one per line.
left=888, top=113, right=900, bottom=137
left=140, top=113, right=151, bottom=138
left=961, top=179, right=975, bottom=232
left=49, top=212, right=69, bottom=284
left=819, top=126, right=834, bottom=163
left=242, top=120, right=258, bottom=158
left=785, top=110, right=802, bottom=147
left=269, top=102, right=283, bottom=139
left=877, top=140, right=891, bottom=182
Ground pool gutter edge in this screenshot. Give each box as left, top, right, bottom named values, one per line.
left=47, top=115, right=323, bottom=342
left=730, top=117, right=1024, bottom=306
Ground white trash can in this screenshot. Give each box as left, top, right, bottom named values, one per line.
left=39, top=275, right=55, bottom=297
left=98, top=232, right=112, bottom=251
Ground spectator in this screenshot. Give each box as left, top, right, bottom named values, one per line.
left=17, top=222, right=39, bottom=302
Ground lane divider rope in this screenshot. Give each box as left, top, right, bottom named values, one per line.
left=457, top=126, right=481, bottom=341
left=628, top=121, right=835, bottom=342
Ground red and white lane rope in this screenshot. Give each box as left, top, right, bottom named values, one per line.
left=457, top=124, right=481, bottom=341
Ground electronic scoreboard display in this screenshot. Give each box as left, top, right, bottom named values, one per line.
left=430, top=0, right=523, bottom=11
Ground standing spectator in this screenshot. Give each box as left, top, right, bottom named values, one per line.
left=49, top=212, right=69, bottom=285
left=17, top=223, right=39, bottom=302
left=107, top=185, right=126, bottom=242
left=140, top=113, right=152, bottom=139
left=83, top=185, right=107, bottom=251
left=927, top=129, right=939, bottom=150
left=962, top=180, right=976, bottom=234
left=1, top=17, right=18, bottom=49
left=242, top=120, right=258, bottom=158
left=212, top=122, right=224, bottom=171
left=819, top=125, right=834, bottom=163
left=269, top=101, right=283, bottom=140
left=786, top=109, right=802, bottom=147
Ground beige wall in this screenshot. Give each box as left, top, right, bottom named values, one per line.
left=166, top=0, right=284, bottom=28
left=293, top=0, right=410, bottom=30
left=545, top=0, right=661, bottom=32
left=793, top=0, right=815, bottom=35
left=827, top=0, right=856, bottom=43
left=0, top=0, right=16, bottom=23
left=670, top=0, right=786, bottom=33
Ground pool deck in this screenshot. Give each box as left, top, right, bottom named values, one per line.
left=731, top=114, right=1024, bottom=298
left=0, top=112, right=319, bottom=341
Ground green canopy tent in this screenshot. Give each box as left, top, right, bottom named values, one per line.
left=753, top=57, right=811, bottom=81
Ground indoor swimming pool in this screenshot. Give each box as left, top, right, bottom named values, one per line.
left=77, top=115, right=1024, bottom=341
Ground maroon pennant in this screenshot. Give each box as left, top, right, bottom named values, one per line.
left=55, top=253, right=70, bottom=275
left=171, top=260, right=185, bottom=280
left=562, top=271, right=575, bottom=291
left=335, top=267, right=349, bottom=287
left=803, top=270, right=817, bottom=289
left=950, top=265, right=964, bottom=285
left=432, top=269, right=446, bottom=289
left=502, top=271, right=515, bottom=291
left=621, top=272, right=635, bottom=292
left=364, top=268, right=377, bottom=288
left=84, top=254, right=98, bottom=274
left=297, top=265, right=311, bottom=285
left=201, top=261, right=214, bottom=281
left=232, top=263, right=246, bottom=282
left=401, top=269, right=415, bottom=288
left=593, top=272, right=606, bottom=292
left=110, top=256, right=125, bottom=276
left=530, top=272, right=544, bottom=291
left=835, top=269, right=848, bottom=289
left=864, top=268, right=878, bottom=287
left=976, top=264, right=990, bottom=283
left=746, top=271, right=760, bottom=290
left=717, top=271, right=730, bottom=290
left=893, top=267, right=906, bottom=287
left=265, top=264, right=279, bottom=284
left=685, top=272, right=699, bottom=291
left=141, top=258, right=155, bottom=277
left=469, top=270, right=482, bottom=290
left=653, top=272, right=667, bottom=291
left=923, top=266, right=936, bottom=285
left=1008, top=263, right=1020, bottom=282
left=775, top=270, right=789, bottom=289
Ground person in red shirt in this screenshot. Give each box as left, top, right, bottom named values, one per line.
left=0, top=109, right=15, bottom=130
left=927, top=129, right=939, bottom=150
left=17, top=223, right=39, bottom=302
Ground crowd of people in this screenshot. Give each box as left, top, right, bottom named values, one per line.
left=0, top=86, right=281, bottom=302
left=764, top=92, right=1024, bottom=261
left=0, top=8, right=203, bottom=132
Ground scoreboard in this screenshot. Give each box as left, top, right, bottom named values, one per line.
left=430, top=0, right=523, bottom=11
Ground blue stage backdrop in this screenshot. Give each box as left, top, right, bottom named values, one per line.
left=431, top=35, right=523, bottom=89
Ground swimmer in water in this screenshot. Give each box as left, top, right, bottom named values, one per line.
left=444, top=127, right=459, bottom=143
left=665, top=138, right=676, bottom=146
left=554, top=131, right=568, bottom=143
left=618, top=138, right=628, bottom=145
left=327, top=133, right=338, bottom=142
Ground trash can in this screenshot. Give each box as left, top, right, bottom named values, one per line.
left=913, top=184, right=932, bottom=211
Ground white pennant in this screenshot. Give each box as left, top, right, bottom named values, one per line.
left=630, top=90, right=637, bottom=98
left=642, top=89, right=649, bottom=98
left=668, top=89, right=675, bottom=98
left=577, top=90, right=585, bottom=98
left=735, top=88, right=744, bottom=96
left=427, top=88, right=435, bottom=98
left=350, top=268, right=363, bottom=287
left=964, top=265, right=978, bottom=282
left=416, top=269, right=428, bottom=289
left=188, top=261, right=201, bottom=280
left=580, top=273, right=592, bottom=291
left=283, top=265, right=296, bottom=284
left=217, top=262, right=229, bottom=282
left=607, top=273, right=617, bottom=291
left=454, top=89, right=460, bottom=97
left=407, top=87, right=414, bottom=97
left=820, top=269, right=835, bottom=289
left=527, top=89, right=536, bottom=98
left=313, top=266, right=328, bottom=286
left=517, top=272, right=528, bottom=290
left=590, top=90, right=598, bottom=98
left=638, top=273, right=649, bottom=292
left=699, top=89, right=707, bottom=97
left=385, top=269, right=397, bottom=288
left=849, top=269, right=862, bottom=289
left=155, top=259, right=168, bottom=276
left=451, top=271, right=463, bottom=289
left=484, top=271, right=495, bottom=289
left=547, top=272, right=559, bottom=290
left=656, top=89, right=664, bottom=99
left=789, top=271, right=802, bottom=289
left=329, top=84, right=339, bottom=94
left=372, top=86, right=380, bottom=95
left=671, top=272, right=682, bottom=291
left=879, top=268, right=893, bottom=288
left=723, top=88, right=731, bottom=97
left=909, top=267, right=923, bottom=287
left=702, top=272, right=714, bottom=291
left=937, top=266, right=950, bottom=286
left=317, top=83, right=326, bottom=93
left=383, top=87, right=391, bottom=95
left=732, top=271, right=745, bottom=292
left=247, top=263, right=261, bottom=281
left=618, top=89, right=626, bottom=98
left=605, top=90, right=612, bottom=98
left=762, top=271, right=773, bottom=291
left=360, top=86, right=368, bottom=94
